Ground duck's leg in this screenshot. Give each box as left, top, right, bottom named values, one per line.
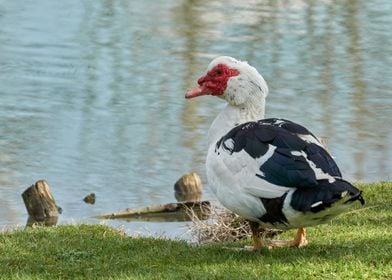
left=246, top=221, right=271, bottom=251
left=292, top=227, right=308, bottom=247
left=249, top=221, right=263, bottom=251
left=268, top=227, right=308, bottom=248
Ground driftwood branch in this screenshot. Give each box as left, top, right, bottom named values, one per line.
left=95, top=201, right=211, bottom=222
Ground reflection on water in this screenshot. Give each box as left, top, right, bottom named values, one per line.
left=0, top=0, right=391, bottom=234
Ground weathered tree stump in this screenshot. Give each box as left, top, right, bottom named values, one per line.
left=174, top=172, right=203, bottom=202
left=21, top=180, right=59, bottom=226
left=26, top=216, right=58, bottom=227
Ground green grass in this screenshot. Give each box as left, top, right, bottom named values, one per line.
left=1, top=182, right=391, bottom=279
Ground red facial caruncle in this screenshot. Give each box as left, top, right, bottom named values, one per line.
left=185, top=64, right=240, bottom=99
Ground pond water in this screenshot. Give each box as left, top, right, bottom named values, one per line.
left=0, top=0, right=391, bottom=237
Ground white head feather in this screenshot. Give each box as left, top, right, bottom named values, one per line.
left=205, top=56, right=269, bottom=107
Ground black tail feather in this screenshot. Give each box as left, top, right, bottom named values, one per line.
left=290, top=178, right=365, bottom=213
left=345, top=190, right=365, bottom=205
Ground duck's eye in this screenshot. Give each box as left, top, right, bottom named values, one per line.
left=216, top=69, right=223, bottom=75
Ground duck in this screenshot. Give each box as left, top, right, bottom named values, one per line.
left=185, top=56, right=365, bottom=250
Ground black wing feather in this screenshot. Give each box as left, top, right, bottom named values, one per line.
left=215, top=118, right=364, bottom=214
left=216, top=119, right=339, bottom=189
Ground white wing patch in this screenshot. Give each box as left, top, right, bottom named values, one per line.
left=223, top=139, right=235, bottom=151
left=255, top=145, right=276, bottom=166
left=290, top=151, right=303, bottom=157
left=272, top=119, right=285, bottom=126
left=297, top=133, right=324, bottom=148
left=311, top=201, right=323, bottom=208
left=290, top=150, right=335, bottom=183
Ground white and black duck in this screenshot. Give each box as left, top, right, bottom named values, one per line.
left=185, top=56, right=365, bottom=250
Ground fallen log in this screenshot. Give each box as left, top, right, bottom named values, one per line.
left=95, top=200, right=211, bottom=222
left=21, top=180, right=60, bottom=226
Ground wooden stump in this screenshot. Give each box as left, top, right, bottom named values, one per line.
left=21, top=180, right=59, bottom=226
left=175, top=191, right=202, bottom=202
left=26, top=216, right=58, bottom=227
left=174, top=172, right=203, bottom=202
left=83, top=193, right=96, bottom=204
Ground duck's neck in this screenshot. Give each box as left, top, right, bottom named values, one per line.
left=207, top=99, right=265, bottom=147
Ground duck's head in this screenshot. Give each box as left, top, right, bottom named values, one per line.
left=185, top=56, right=268, bottom=106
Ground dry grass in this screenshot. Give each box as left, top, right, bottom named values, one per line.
left=186, top=202, right=282, bottom=244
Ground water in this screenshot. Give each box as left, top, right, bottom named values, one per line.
left=0, top=0, right=391, bottom=237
